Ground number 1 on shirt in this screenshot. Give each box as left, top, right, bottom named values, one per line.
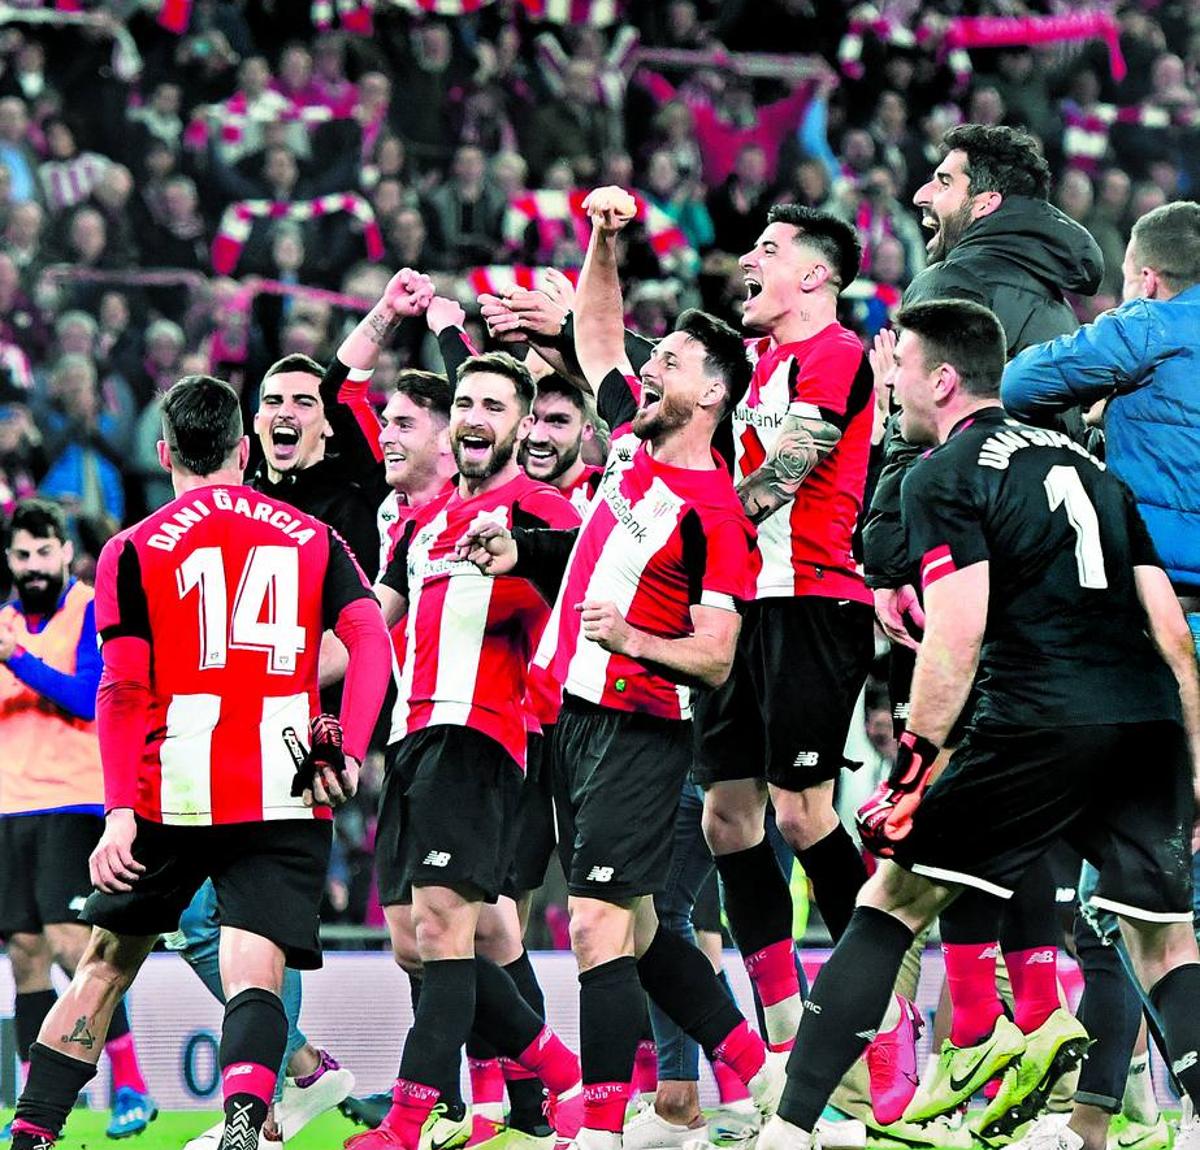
left=177, top=546, right=307, bottom=673
left=1044, top=464, right=1108, bottom=590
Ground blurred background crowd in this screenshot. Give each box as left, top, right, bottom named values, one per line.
left=0, top=0, right=1194, bottom=938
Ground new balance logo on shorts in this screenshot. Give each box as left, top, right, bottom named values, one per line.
left=586, top=866, right=615, bottom=883
left=793, top=750, right=820, bottom=768
left=422, top=851, right=452, bottom=867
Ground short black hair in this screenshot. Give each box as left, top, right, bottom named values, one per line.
left=1130, top=200, right=1200, bottom=293
left=161, top=375, right=244, bottom=476
left=674, top=308, right=752, bottom=416
left=895, top=299, right=1007, bottom=397
left=534, top=374, right=592, bottom=418
left=262, top=353, right=324, bottom=389
left=9, top=498, right=68, bottom=545
left=457, top=351, right=536, bottom=414
left=766, top=203, right=862, bottom=288
left=394, top=369, right=452, bottom=421
left=941, top=124, right=1051, bottom=201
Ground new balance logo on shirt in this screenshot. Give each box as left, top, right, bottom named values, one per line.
left=1173, top=1051, right=1198, bottom=1076
left=422, top=851, right=452, bottom=867
left=586, top=866, right=615, bottom=883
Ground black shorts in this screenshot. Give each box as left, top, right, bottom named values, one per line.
left=893, top=720, right=1194, bottom=922
left=82, top=816, right=331, bottom=969
left=887, top=641, right=974, bottom=747
left=0, top=812, right=102, bottom=936
left=503, top=731, right=557, bottom=899
left=693, top=597, right=874, bottom=791
left=552, top=695, right=693, bottom=902
left=376, top=725, right=524, bottom=906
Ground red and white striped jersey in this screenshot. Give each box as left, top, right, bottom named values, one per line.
left=535, top=433, right=757, bottom=721
left=735, top=325, right=874, bottom=604
left=381, top=472, right=579, bottom=768
left=93, top=485, right=376, bottom=826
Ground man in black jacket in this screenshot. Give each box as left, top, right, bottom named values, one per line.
left=866, top=124, right=1103, bottom=666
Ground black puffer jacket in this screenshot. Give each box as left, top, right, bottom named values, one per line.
left=863, top=196, right=1104, bottom=588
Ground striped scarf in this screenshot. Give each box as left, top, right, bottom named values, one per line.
left=464, top=265, right=579, bottom=298
left=212, top=193, right=384, bottom=275
left=39, top=151, right=109, bottom=213
left=375, top=0, right=621, bottom=24
left=1062, top=100, right=1196, bottom=173
left=503, top=188, right=692, bottom=273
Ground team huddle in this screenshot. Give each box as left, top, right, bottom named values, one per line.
left=3, top=123, right=1200, bottom=1150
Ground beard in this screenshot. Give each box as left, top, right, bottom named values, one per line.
left=519, top=438, right=581, bottom=483
left=453, top=427, right=518, bottom=480
left=15, top=568, right=66, bottom=616
left=927, top=201, right=974, bottom=263
left=632, top=390, right=691, bottom=441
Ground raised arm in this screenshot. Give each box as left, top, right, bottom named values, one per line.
left=574, top=185, right=639, bottom=394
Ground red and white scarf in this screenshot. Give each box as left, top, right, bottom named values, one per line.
left=311, top=0, right=373, bottom=34
left=376, top=0, right=619, bottom=24
left=503, top=188, right=691, bottom=272
left=1062, top=100, right=1196, bottom=173
left=212, top=193, right=384, bottom=275
left=465, top=265, right=580, bottom=298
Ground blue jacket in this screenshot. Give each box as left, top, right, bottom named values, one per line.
left=1002, top=284, right=1200, bottom=593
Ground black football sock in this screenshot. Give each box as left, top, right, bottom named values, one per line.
left=714, top=838, right=794, bottom=956
left=794, top=823, right=868, bottom=942
left=999, top=855, right=1060, bottom=951
left=1148, top=964, right=1200, bottom=1103
left=637, top=926, right=744, bottom=1054
left=218, top=988, right=287, bottom=1150
left=1074, top=916, right=1141, bottom=1112
left=14, top=990, right=58, bottom=1062
left=398, top=959, right=475, bottom=1122
left=579, top=958, right=644, bottom=1132
left=401, top=972, right=463, bottom=1112
left=940, top=885, right=1004, bottom=943
left=408, top=971, right=423, bottom=1014
left=107, top=997, right=131, bottom=1041
left=11, top=1041, right=97, bottom=1145
left=472, top=956, right=545, bottom=1054
left=779, top=906, right=914, bottom=1132
left=502, top=952, right=552, bottom=1134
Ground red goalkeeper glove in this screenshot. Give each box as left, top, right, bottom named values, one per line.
left=856, top=731, right=940, bottom=858
left=286, top=714, right=345, bottom=798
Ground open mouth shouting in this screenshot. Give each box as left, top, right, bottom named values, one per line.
left=455, top=431, right=494, bottom=466
left=270, top=422, right=302, bottom=463
left=744, top=274, right=763, bottom=303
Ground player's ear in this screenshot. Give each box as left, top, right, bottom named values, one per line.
left=801, top=261, right=833, bottom=292
left=236, top=436, right=250, bottom=470
left=972, top=190, right=1003, bottom=220
left=515, top=412, right=534, bottom=442
left=157, top=439, right=172, bottom=473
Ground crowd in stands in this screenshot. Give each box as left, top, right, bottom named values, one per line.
left=0, top=0, right=1195, bottom=930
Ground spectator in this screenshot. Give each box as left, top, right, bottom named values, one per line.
left=273, top=43, right=321, bottom=108
left=0, top=97, right=38, bottom=204
left=642, top=148, right=715, bottom=251
left=140, top=175, right=208, bottom=271
left=130, top=318, right=185, bottom=411
left=0, top=375, right=45, bottom=517
left=525, top=59, right=622, bottom=183
left=126, top=82, right=184, bottom=153
left=311, top=33, right=358, bottom=118
left=37, top=116, right=111, bottom=214
left=424, top=144, right=507, bottom=269
left=0, top=250, right=47, bottom=362
left=2, top=199, right=44, bottom=286
left=707, top=142, right=773, bottom=255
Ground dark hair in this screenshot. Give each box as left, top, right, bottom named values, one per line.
left=456, top=351, right=536, bottom=413
left=766, top=203, right=862, bottom=288
left=262, top=353, right=324, bottom=387
left=1130, top=200, right=1200, bottom=293
left=941, top=124, right=1051, bottom=201
left=394, top=369, right=452, bottom=421
left=674, top=308, right=752, bottom=415
left=161, top=375, right=244, bottom=476
left=895, top=299, right=1007, bottom=397
left=534, top=374, right=590, bottom=417
left=9, top=498, right=68, bottom=544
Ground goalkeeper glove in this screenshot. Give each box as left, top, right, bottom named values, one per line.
left=856, top=730, right=940, bottom=858
left=286, top=714, right=345, bottom=798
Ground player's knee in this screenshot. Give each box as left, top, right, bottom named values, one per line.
left=568, top=897, right=631, bottom=968
left=771, top=784, right=837, bottom=852
left=412, top=901, right=473, bottom=959
left=76, top=932, right=140, bottom=998
left=701, top=792, right=762, bottom=856
left=6, top=933, right=51, bottom=987
left=45, top=923, right=90, bottom=975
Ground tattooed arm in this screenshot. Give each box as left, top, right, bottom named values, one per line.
left=736, top=412, right=842, bottom=523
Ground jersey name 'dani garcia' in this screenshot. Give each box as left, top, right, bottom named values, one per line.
left=94, top=485, right=377, bottom=826
left=901, top=407, right=1179, bottom=731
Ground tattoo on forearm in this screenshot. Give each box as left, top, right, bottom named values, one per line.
left=63, top=1016, right=97, bottom=1050
left=736, top=416, right=842, bottom=523
left=366, top=310, right=396, bottom=347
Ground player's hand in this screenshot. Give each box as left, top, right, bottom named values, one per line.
left=870, top=327, right=897, bottom=412
left=455, top=513, right=518, bottom=575
left=425, top=294, right=466, bottom=335
left=578, top=599, right=637, bottom=655
left=582, top=186, right=638, bottom=235
left=382, top=268, right=435, bottom=317
left=290, top=714, right=350, bottom=805
left=90, top=808, right=145, bottom=893
left=856, top=731, right=940, bottom=857
left=498, top=285, right=569, bottom=340
left=541, top=267, right=577, bottom=311
left=478, top=293, right=527, bottom=344
left=310, top=753, right=359, bottom=809
left=874, top=585, right=924, bottom=650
